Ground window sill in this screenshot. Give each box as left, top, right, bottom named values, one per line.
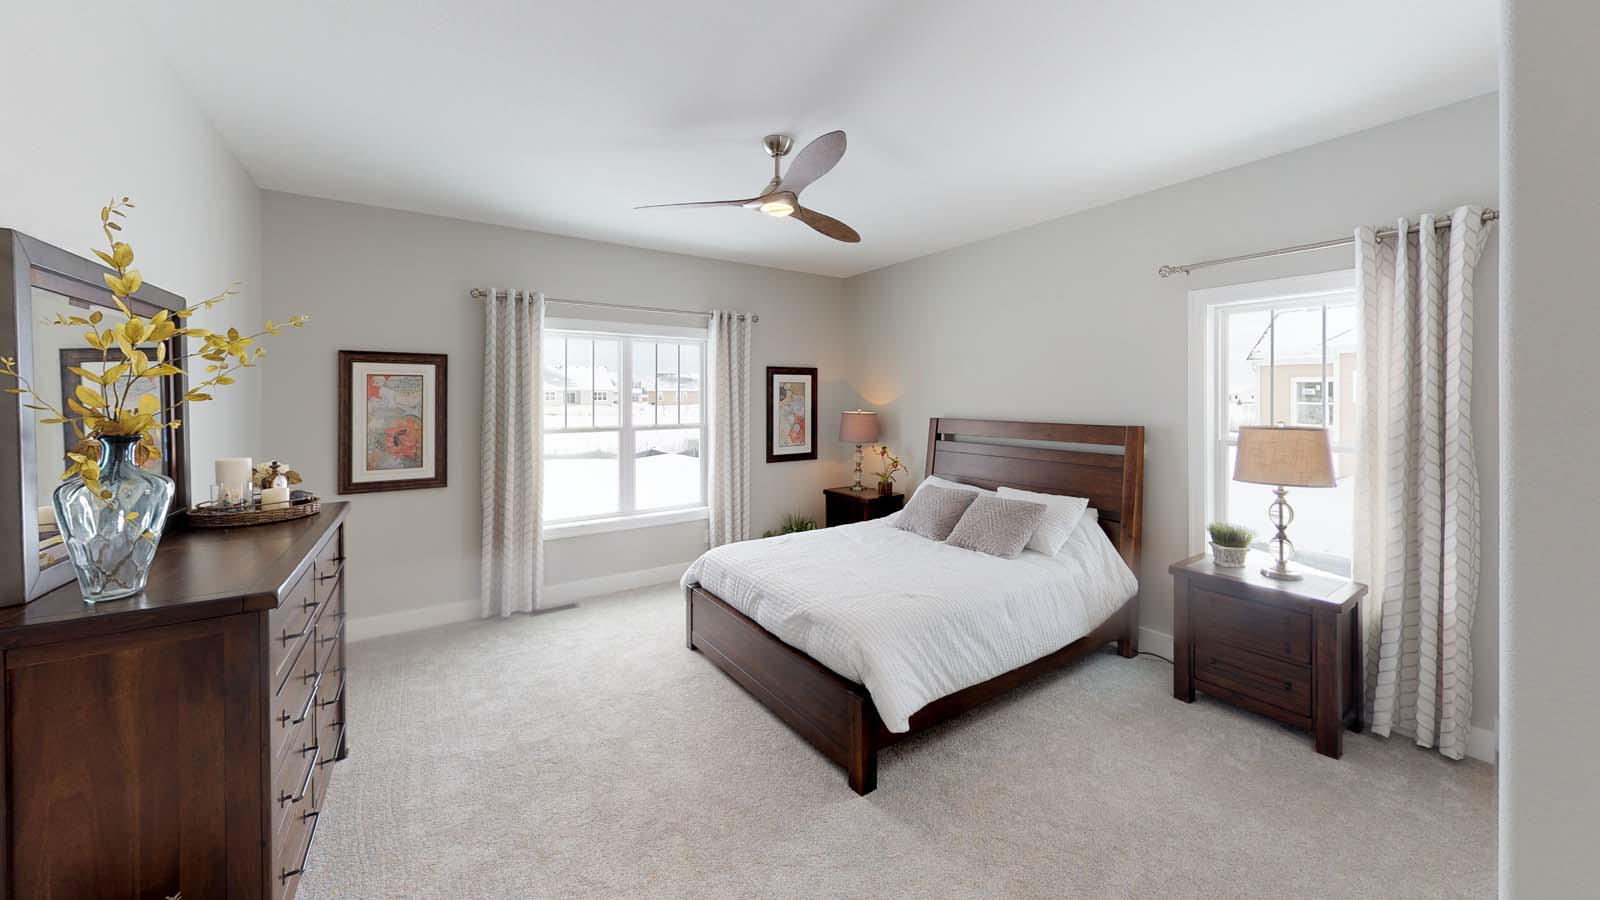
left=544, top=507, right=708, bottom=540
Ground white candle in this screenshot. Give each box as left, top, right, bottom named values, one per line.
left=261, top=485, right=291, bottom=508
left=214, top=457, right=252, bottom=503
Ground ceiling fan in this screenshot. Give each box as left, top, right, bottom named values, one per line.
left=635, top=131, right=860, bottom=243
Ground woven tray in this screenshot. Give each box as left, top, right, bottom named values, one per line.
left=188, top=494, right=322, bottom=528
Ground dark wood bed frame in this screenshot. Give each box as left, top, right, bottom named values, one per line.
left=685, top=418, right=1145, bottom=794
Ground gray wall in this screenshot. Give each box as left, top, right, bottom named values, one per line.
left=841, top=95, right=1501, bottom=739
left=0, top=0, right=263, bottom=501
left=1499, top=1, right=1599, bottom=894
left=259, top=192, right=850, bottom=625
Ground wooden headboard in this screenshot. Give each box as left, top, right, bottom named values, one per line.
left=924, top=418, right=1145, bottom=570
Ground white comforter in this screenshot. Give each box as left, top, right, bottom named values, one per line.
left=680, top=512, right=1138, bottom=732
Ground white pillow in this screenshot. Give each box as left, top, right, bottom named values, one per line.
left=913, top=475, right=993, bottom=498
left=997, top=486, right=1090, bottom=556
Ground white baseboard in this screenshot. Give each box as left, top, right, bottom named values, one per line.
left=540, top=561, right=692, bottom=607
left=1138, top=626, right=1174, bottom=659
left=1134, top=626, right=1497, bottom=764
left=1467, top=725, right=1498, bottom=764
left=345, top=561, right=694, bottom=643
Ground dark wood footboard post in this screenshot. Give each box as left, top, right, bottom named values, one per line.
left=847, top=696, right=877, bottom=795
left=1118, top=593, right=1139, bottom=658
left=685, top=588, right=696, bottom=651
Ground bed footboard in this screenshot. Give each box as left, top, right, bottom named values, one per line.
left=686, top=584, right=1139, bottom=796
left=686, top=585, right=879, bottom=793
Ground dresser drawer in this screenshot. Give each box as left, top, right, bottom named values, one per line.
left=313, top=586, right=345, bottom=674
left=271, top=721, right=319, bottom=846
left=1191, top=588, right=1311, bottom=664
left=313, top=529, right=344, bottom=607
left=1194, top=638, right=1311, bottom=717
left=271, top=640, right=321, bottom=766
left=273, top=761, right=321, bottom=900
left=270, top=571, right=321, bottom=690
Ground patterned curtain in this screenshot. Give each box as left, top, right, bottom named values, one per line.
left=1353, top=207, right=1490, bottom=759
left=480, top=289, right=544, bottom=617
left=707, top=311, right=753, bottom=546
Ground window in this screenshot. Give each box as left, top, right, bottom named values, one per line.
left=1190, top=271, right=1357, bottom=576
left=1290, top=377, right=1335, bottom=428
left=541, top=328, right=706, bottom=526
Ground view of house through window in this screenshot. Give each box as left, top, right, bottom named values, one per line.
left=1206, top=284, right=1357, bottom=575
left=542, top=329, right=706, bottom=523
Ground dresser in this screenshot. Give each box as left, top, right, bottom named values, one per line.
left=1170, top=553, right=1365, bottom=758
left=822, top=486, right=905, bottom=527
left=0, top=503, right=350, bottom=899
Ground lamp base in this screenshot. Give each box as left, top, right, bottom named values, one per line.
left=1260, top=563, right=1304, bottom=581
left=851, top=444, right=864, bottom=490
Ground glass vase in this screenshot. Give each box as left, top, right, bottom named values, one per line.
left=52, top=434, right=175, bottom=603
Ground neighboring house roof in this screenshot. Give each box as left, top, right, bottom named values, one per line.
left=545, top=363, right=620, bottom=392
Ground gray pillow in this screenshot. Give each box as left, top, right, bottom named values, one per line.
left=946, top=494, right=1047, bottom=559
left=895, top=485, right=978, bottom=541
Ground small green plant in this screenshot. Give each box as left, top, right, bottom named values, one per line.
left=1206, top=522, right=1255, bottom=548
left=763, top=513, right=819, bottom=538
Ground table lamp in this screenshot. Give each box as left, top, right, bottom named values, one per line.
left=1232, top=425, right=1335, bottom=580
left=839, top=410, right=880, bottom=491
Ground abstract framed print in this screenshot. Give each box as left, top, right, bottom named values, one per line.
left=765, top=366, right=818, bottom=463
left=337, top=350, right=448, bottom=493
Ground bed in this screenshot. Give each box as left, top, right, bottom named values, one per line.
left=682, top=418, right=1145, bottom=794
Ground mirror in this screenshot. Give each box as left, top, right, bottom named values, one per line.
left=1, top=230, right=191, bottom=604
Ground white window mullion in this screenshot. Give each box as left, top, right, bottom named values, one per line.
left=619, top=336, right=636, bottom=513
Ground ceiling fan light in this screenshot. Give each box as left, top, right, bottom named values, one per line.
left=759, top=200, right=795, bottom=217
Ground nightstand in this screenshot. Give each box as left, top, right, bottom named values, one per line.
left=823, top=486, right=904, bottom=527
left=1169, top=553, right=1367, bottom=758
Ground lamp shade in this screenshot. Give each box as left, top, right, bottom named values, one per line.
left=1233, top=426, right=1336, bottom=488
left=839, top=410, right=880, bottom=444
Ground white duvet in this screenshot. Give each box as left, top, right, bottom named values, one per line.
left=680, top=511, right=1138, bottom=732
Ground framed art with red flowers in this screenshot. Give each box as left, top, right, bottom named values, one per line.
left=337, top=350, right=448, bottom=493
left=765, top=366, right=818, bottom=463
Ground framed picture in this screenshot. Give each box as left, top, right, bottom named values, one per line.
left=765, top=366, right=817, bottom=463
left=337, top=350, right=448, bottom=493
left=58, top=346, right=174, bottom=473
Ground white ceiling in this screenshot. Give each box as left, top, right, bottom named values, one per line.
left=133, top=0, right=1497, bottom=278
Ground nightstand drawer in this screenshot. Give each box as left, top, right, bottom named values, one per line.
left=1194, top=638, right=1311, bottom=717
left=1191, top=588, right=1311, bottom=664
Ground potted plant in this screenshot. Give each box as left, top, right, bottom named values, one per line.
left=874, top=446, right=905, bottom=496
left=762, top=514, right=819, bottom=538
left=1, top=198, right=307, bottom=602
left=1207, top=522, right=1254, bottom=568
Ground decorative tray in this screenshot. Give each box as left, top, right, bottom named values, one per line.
left=188, top=492, right=322, bottom=528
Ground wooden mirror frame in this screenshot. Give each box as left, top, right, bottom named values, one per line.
left=0, top=229, right=191, bottom=605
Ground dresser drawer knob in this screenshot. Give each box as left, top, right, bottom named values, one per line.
left=290, top=674, right=321, bottom=725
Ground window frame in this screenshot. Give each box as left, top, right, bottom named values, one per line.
left=1186, top=269, right=1357, bottom=560
left=541, top=326, right=709, bottom=531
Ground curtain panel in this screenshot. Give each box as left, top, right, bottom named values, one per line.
left=480, top=289, right=545, bottom=617
left=1353, top=207, right=1490, bottom=759
left=707, top=311, right=753, bottom=546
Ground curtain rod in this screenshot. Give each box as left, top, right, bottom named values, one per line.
left=1158, top=208, right=1499, bottom=277
left=469, top=289, right=757, bottom=322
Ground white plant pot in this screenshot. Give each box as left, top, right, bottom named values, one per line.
left=1211, top=544, right=1250, bottom=568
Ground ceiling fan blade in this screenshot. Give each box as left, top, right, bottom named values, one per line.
left=777, top=130, right=846, bottom=196
left=634, top=198, right=756, bottom=210
left=793, top=206, right=860, bottom=243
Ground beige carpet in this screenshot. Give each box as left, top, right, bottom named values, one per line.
left=298, top=584, right=1495, bottom=900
